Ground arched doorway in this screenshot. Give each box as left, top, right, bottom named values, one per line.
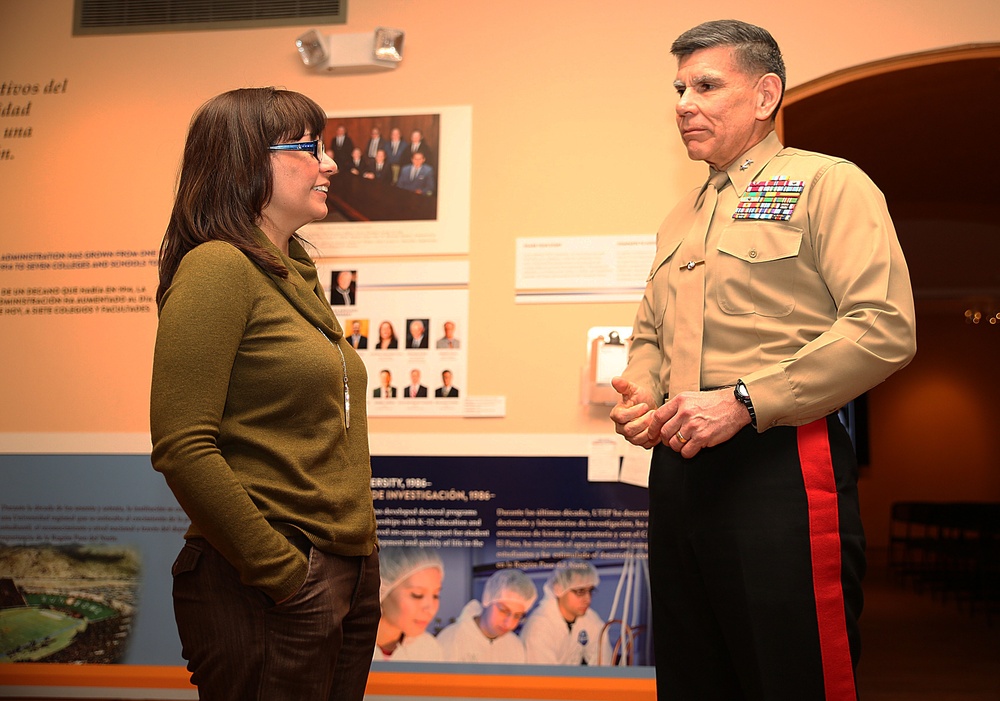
left=778, top=44, right=1000, bottom=312
left=777, top=45, right=1000, bottom=697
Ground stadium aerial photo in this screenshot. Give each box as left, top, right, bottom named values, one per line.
left=0, top=544, right=138, bottom=663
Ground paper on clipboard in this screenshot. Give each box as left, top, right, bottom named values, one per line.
left=587, top=326, right=632, bottom=405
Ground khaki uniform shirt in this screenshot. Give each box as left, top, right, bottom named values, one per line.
left=623, top=132, right=916, bottom=430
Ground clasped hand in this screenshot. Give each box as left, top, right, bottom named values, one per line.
left=609, top=377, right=751, bottom=457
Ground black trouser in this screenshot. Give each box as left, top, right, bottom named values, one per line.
left=648, top=415, right=864, bottom=700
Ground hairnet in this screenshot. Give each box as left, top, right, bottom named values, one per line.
left=481, top=568, right=538, bottom=610
left=378, top=546, right=444, bottom=602
left=545, top=559, right=599, bottom=598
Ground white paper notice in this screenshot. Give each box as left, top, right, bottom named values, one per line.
left=588, top=437, right=621, bottom=482
left=515, top=234, right=654, bottom=304
left=462, top=395, right=506, bottom=417
left=595, top=340, right=629, bottom=385
left=619, top=441, right=651, bottom=488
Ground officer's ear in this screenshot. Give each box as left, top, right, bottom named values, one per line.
left=757, top=73, right=783, bottom=121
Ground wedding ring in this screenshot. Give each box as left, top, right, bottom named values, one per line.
left=675, top=430, right=688, bottom=444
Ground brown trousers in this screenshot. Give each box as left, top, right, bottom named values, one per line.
left=171, top=538, right=380, bottom=701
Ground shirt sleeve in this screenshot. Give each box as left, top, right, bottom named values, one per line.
left=621, top=278, right=666, bottom=404
left=620, top=199, right=694, bottom=404
left=149, top=242, right=307, bottom=602
left=744, top=161, right=916, bottom=429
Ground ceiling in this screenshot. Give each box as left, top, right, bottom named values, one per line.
left=781, top=47, right=1000, bottom=313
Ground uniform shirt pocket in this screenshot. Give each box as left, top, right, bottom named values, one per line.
left=716, top=223, right=803, bottom=317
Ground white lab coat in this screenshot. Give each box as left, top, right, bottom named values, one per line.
left=436, top=601, right=527, bottom=664
left=520, top=595, right=612, bottom=666
left=372, top=631, right=444, bottom=662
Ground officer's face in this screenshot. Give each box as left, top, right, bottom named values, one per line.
left=673, top=46, right=767, bottom=171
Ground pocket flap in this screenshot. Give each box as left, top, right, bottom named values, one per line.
left=171, top=540, right=202, bottom=576
left=717, top=223, right=802, bottom=264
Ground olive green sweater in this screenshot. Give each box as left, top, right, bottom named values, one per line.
left=150, top=231, right=376, bottom=603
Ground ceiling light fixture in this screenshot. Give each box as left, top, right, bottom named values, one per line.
left=296, top=27, right=404, bottom=74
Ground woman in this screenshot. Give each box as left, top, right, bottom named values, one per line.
left=374, top=547, right=445, bottom=661
left=375, top=320, right=398, bottom=349
left=150, top=87, right=379, bottom=700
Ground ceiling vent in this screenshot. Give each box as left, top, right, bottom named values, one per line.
left=74, top=0, right=346, bottom=35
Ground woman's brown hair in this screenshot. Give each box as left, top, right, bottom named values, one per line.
left=157, top=87, right=327, bottom=303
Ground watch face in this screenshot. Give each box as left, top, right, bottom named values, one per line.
left=736, top=382, right=749, bottom=399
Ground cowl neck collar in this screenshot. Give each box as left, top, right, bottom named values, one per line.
left=253, top=228, right=342, bottom=341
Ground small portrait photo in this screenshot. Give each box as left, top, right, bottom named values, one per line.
left=373, top=368, right=397, bottom=398
left=346, top=319, right=369, bottom=350
left=374, top=320, right=399, bottom=350
left=403, top=368, right=428, bottom=398
left=405, top=318, right=430, bottom=349
left=330, top=270, right=357, bottom=306
left=435, top=369, right=459, bottom=398
left=435, top=320, right=460, bottom=350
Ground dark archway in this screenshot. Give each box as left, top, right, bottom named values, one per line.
left=778, top=49, right=1000, bottom=699
left=778, top=45, right=1000, bottom=312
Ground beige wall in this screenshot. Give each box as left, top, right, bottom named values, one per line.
left=2, top=0, right=998, bottom=542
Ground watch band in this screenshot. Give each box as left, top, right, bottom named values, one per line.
left=735, top=380, right=757, bottom=428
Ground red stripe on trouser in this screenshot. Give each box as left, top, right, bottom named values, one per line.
left=797, top=419, right=857, bottom=701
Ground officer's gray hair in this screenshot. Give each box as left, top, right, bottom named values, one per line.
left=671, top=19, right=786, bottom=109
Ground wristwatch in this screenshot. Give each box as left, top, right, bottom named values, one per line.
left=734, top=380, right=757, bottom=428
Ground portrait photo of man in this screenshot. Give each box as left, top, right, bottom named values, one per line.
left=331, top=270, right=357, bottom=306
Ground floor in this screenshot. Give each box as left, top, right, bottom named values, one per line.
left=856, top=549, right=1000, bottom=701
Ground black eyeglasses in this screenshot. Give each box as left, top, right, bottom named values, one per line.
left=268, top=138, right=324, bottom=162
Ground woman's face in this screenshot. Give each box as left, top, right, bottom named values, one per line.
left=379, top=322, right=393, bottom=339
left=381, top=567, right=442, bottom=638
left=261, top=132, right=335, bottom=238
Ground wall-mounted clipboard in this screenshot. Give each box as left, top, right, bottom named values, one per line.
left=586, top=326, right=632, bottom=405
